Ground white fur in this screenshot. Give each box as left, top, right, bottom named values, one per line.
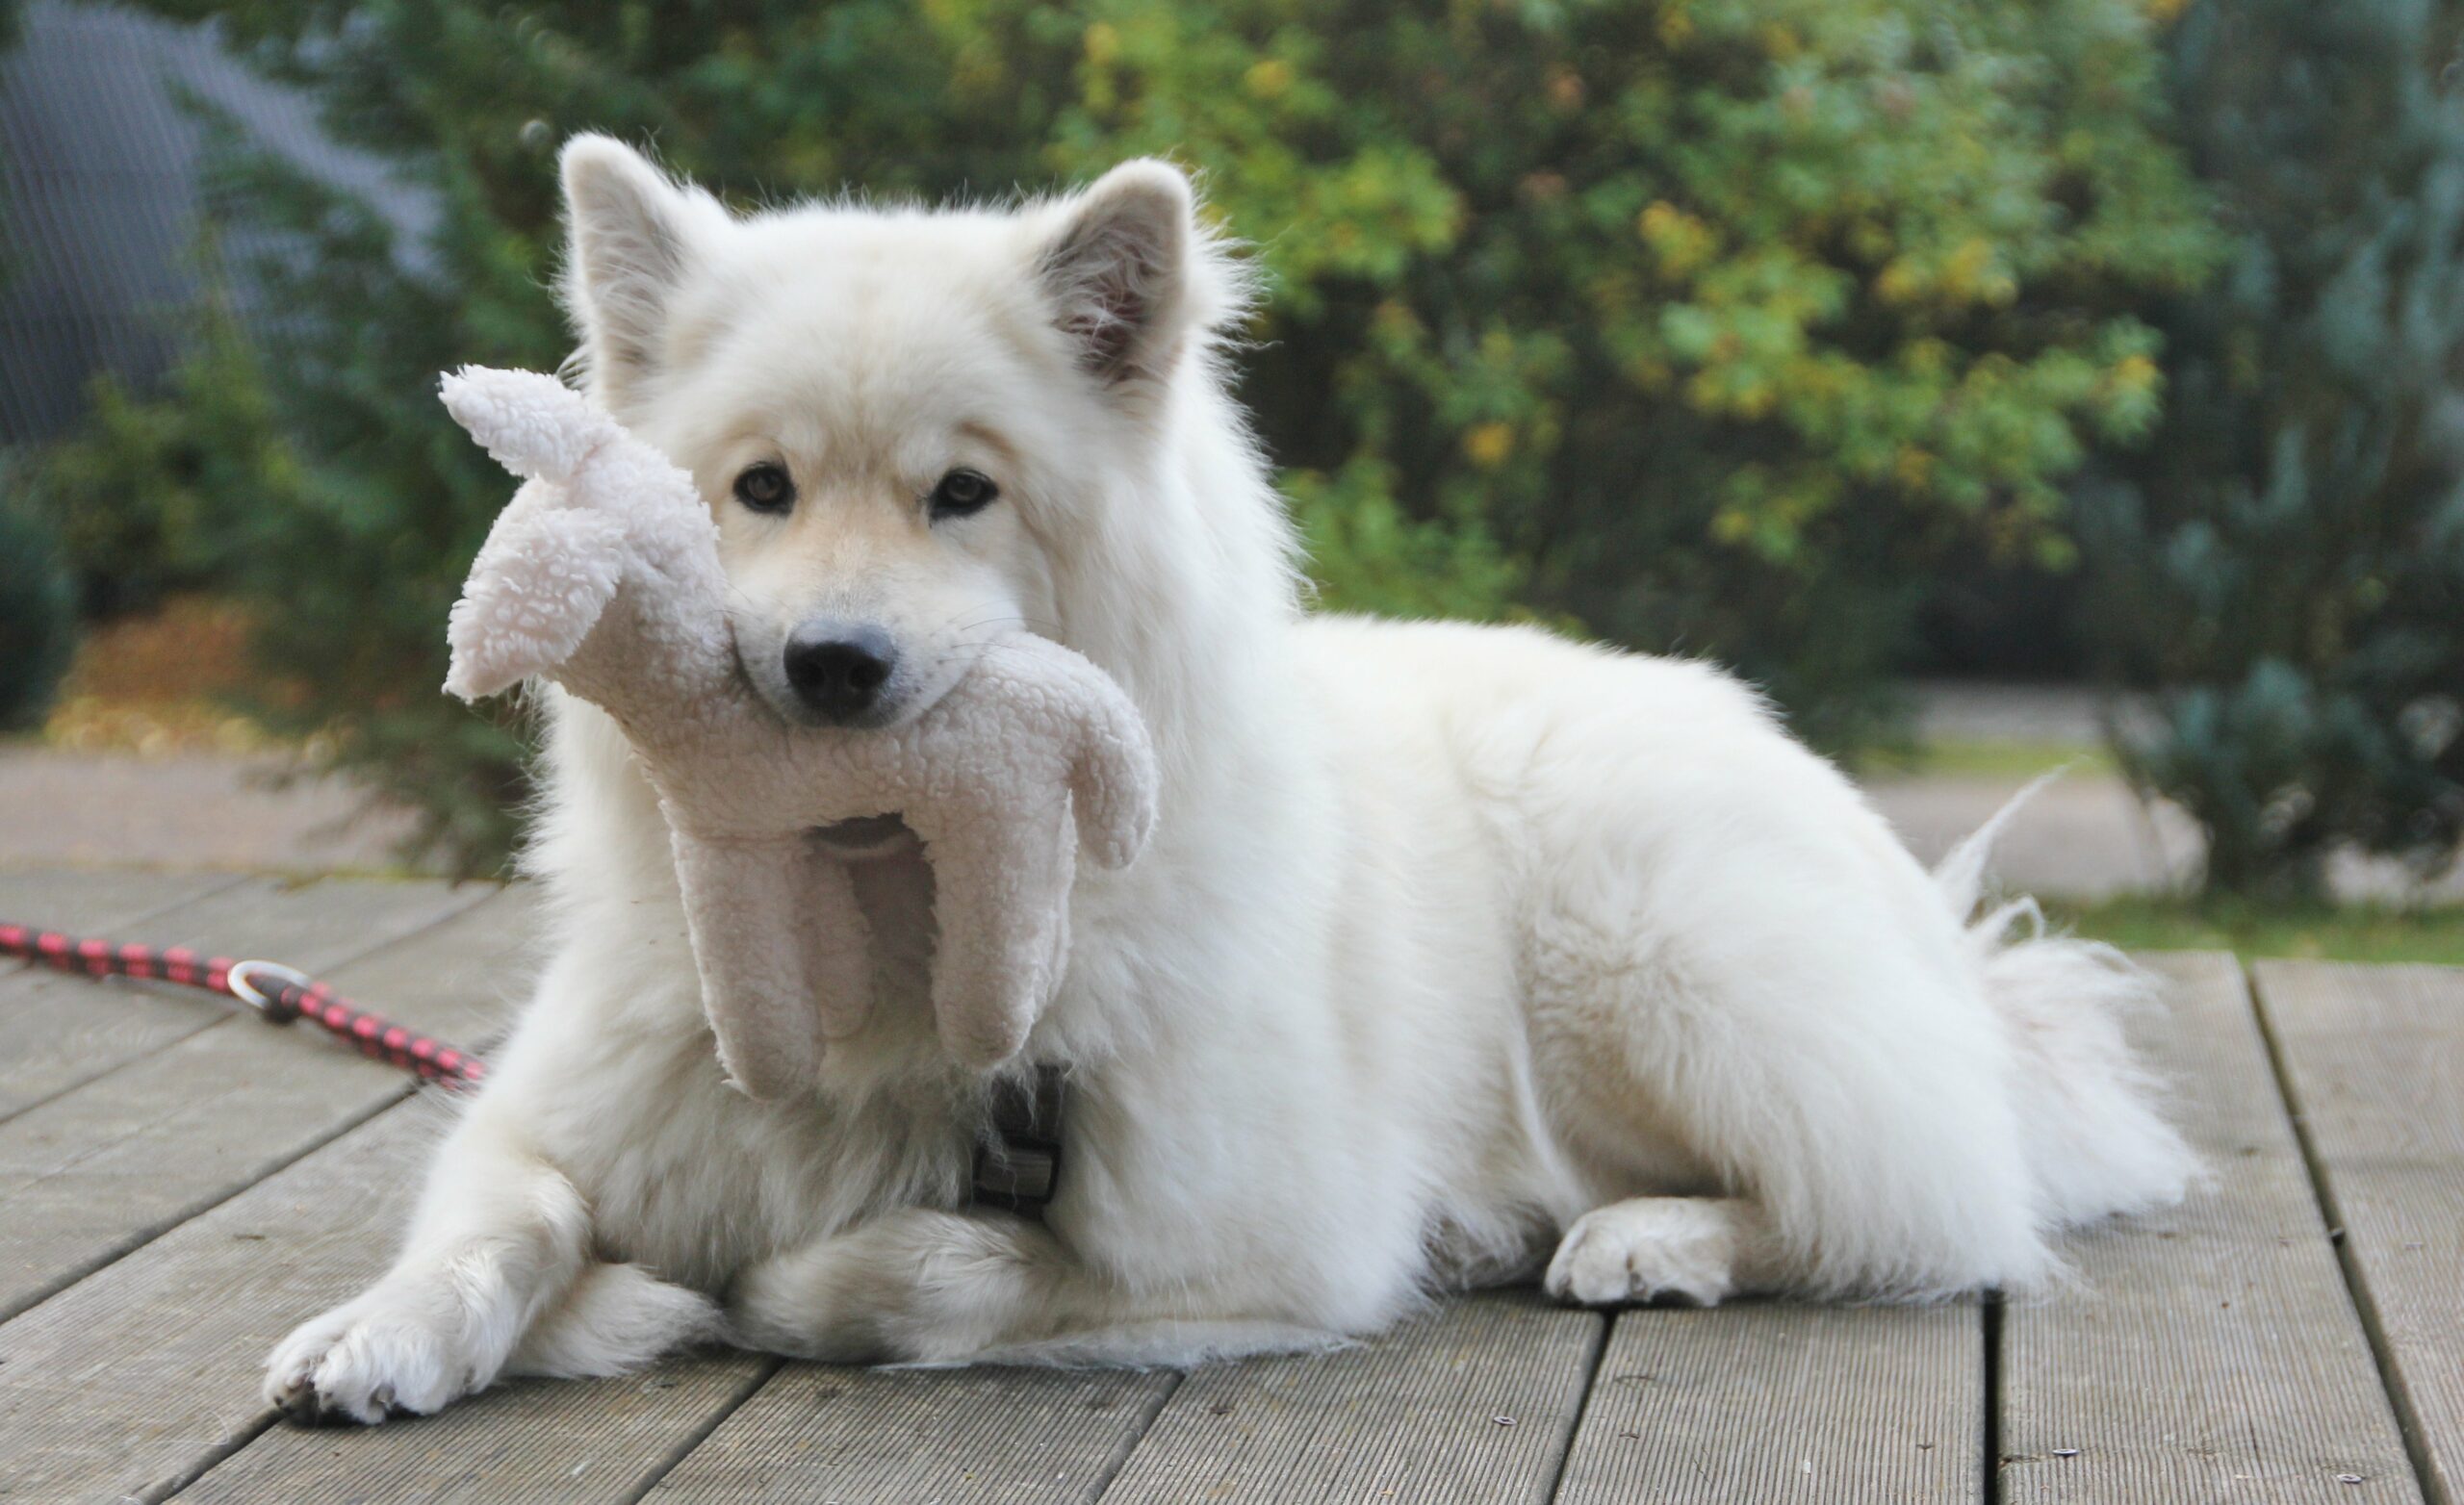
left=265, top=140, right=2196, bottom=1423
left=435, top=363, right=1162, bottom=1089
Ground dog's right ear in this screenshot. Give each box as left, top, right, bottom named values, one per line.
left=559, top=136, right=720, bottom=404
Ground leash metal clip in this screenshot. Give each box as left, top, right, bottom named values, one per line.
left=227, top=959, right=312, bottom=1025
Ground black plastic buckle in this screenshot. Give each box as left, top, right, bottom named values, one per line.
left=226, top=959, right=310, bottom=1026
left=971, top=1063, right=1067, bottom=1220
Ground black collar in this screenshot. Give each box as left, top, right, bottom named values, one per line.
left=969, top=1063, right=1067, bottom=1219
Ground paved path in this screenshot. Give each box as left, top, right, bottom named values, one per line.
left=0, top=740, right=2258, bottom=899
left=5, top=676, right=2457, bottom=900
left=1868, top=769, right=2201, bottom=900
left=0, top=747, right=421, bottom=874
left=1905, top=677, right=2120, bottom=745
left=0, top=867, right=2453, bottom=1501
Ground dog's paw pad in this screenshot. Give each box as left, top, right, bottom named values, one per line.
left=1544, top=1201, right=1739, bottom=1309
left=262, top=1301, right=473, bottom=1427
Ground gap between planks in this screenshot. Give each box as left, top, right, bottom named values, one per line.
left=0, top=887, right=534, bottom=1323
left=1995, top=951, right=2422, bottom=1503
left=0, top=874, right=494, bottom=1129
left=2249, top=959, right=2458, bottom=1505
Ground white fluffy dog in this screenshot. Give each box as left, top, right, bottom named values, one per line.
left=266, top=138, right=2195, bottom=1423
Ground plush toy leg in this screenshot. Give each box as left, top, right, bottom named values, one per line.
left=1065, top=696, right=1160, bottom=872
left=670, top=832, right=872, bottom=1103
left=796, top=841, right=878, bottom=1043
left=916, top=805, right=1076, bottom=1070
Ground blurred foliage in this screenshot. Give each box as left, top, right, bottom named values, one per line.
left=0, top=0, right=74, bottom=732
left=2080, top=0, right=2464, bottom=898
left=21, top=324, right=258, bottom=618
left=0, top=470, right=76, bottom=733
left=73, top=0, right=2213, bottom=870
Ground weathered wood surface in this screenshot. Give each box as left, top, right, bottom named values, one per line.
left=0, top=867, right=2450, bottom=1504
left=0, top=874, right=486, bottom=1123
left=0, top=886, right=529, bottom=1321
left=2255, top=960, right=2464, bottom=1505
left=0, top=867, right=244, bottom=1118
left=187, top=1356, right=781, bottom=1505
left=1098, top=1292, right=1602, bottom=1505
left=650, top=1364, right=1176, bottom=1504
left=1555, top=1303, right=1982, bottom=1504
left=0, top=867, right=243, bottom=934
left=0, top=1107, right=447, bottom=1502
left=1996, top=952, right=2422, bottom=1504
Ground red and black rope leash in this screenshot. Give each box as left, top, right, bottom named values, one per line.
left=0, top=921, right=486, bottom=1087
left=1, top=921, right=1081, bottom=1214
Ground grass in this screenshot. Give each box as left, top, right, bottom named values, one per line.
left=1861, top=729, right=2461, bottom=965
left=2049, top=895, right=2464, bottom=966
left=1864, top=736, right=2116, bottom=780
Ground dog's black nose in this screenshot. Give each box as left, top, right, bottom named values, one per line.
left=783, top=621, right=897, bottom=723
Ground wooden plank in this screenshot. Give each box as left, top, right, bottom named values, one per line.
left=2255, top=960, right=2464, bottom=1505
left=184, top=1356, right=777, bottom=1505
left=0, top=874, right=487, bottom=1123
left=0, top=1108, right=445, bottom=1501
left=0, top=935, right=783, bottom=1505
left=1997, top=952, right=2422, bottom=1503
left=1553, top=1303, right=1981, bottom=1503
left=0, top=888, right=535, bottom=1321
left=0, top=866, right=244, bottom=940
left=0, top=1099, right=760, bottom=1504
left=647, top=1363, right=1174, bottom=1504
left=1098, top=1292, right=1600, bottom=1505
left=0, top=1097, right=775, bottom=1505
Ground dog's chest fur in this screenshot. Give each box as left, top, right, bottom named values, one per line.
left=537, top=840, right=1002, bottom=1289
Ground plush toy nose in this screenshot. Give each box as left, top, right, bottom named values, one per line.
left=783, top=620, right=897, bottom=723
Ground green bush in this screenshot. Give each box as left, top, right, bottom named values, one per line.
left=2079, top=0, right=2464, bottom=898
left=116, top=0, right=2211, bottom=870
left=22, top=326, right=260, bottom=618
left=0, top=477, right=76, bottom=732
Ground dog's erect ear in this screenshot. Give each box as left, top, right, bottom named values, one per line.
left=1038, top=160, right=1199, bottom=385
left=559, top=136, right=718, bottom=400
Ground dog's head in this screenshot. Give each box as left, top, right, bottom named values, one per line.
left=556, top=136, right=1236, bottom=728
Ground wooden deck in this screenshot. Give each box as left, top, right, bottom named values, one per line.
left=0, top=866, right=2454, bottom=1503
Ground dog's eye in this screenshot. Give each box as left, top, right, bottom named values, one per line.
left=929, top=469, right=998, bottom=520
left=732, top=463, right=795, bottom=515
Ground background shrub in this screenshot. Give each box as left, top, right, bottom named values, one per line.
left=2079, top=0, right=2464, bottom=897
left=22, top=327, right=256, bottom=620
left=65, top=0, right=2213, bottom=871
left=0, top=0, right=72, bottom=730
left=0, top=477, right=76, bottom=732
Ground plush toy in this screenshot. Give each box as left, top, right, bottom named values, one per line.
left=437, top=366, right=1157, bottom=1099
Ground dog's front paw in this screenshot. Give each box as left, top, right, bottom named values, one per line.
left=264, top=1292, right=484, bottom=1426
left=1544, top=1199, right=1741, bottom=1309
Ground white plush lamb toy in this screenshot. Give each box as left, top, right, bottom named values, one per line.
left=438, top=366, right=1157, bottom=1099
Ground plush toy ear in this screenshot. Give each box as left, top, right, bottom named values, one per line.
left=560, top=136, right=725, bottom=408
left=444, top=489, right=627, bottom=701
left=440, top=367, right=621, bottom=485
left=1037, top=160, right=1202, bottom=385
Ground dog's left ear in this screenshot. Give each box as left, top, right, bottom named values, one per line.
left=1038, top=160, right=1198, bottom=385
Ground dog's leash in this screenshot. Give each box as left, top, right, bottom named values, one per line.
left=0, top=920, right=487, bottom=1086
left=0, top=917, right=1068, bottom=1216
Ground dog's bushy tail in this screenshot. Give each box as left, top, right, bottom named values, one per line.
left=1934, top=779, right=2201, bottom=1232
